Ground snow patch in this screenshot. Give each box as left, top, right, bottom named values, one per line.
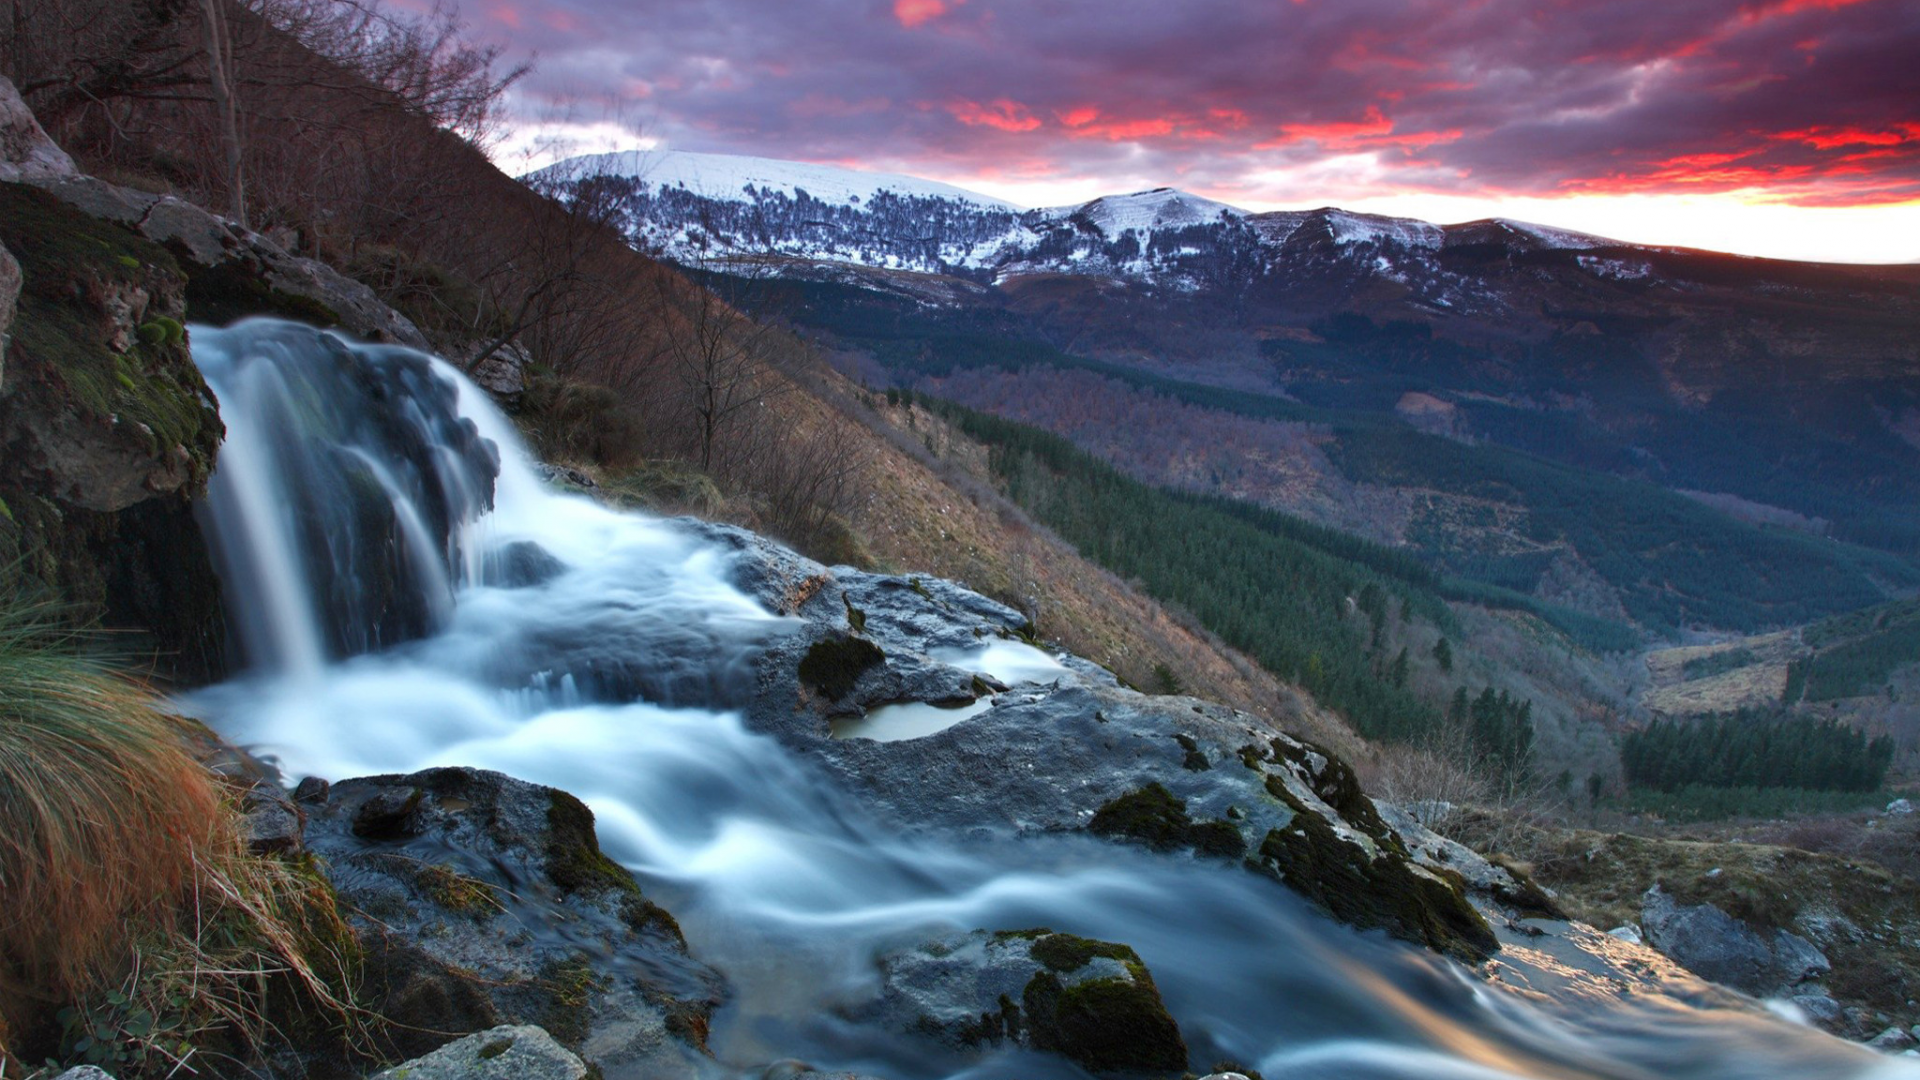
left=534, top=149, right=1019, bottom=210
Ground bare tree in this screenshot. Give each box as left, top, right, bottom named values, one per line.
left=200, top=0, right=245, bottom=223
left=655, top=259, right=796, bottom=474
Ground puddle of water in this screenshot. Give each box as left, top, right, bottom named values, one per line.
left=831, top=698, right=993, bottom=742
left=930, top=640, right=1065, bottom=685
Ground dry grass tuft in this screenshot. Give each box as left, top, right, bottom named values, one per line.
left=0, top=598, right=225, bottom=1035
left=0, top=596, right=364, bottom=1075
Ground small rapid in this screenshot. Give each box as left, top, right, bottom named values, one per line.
left=182, top=319, right=1914, bottom=1080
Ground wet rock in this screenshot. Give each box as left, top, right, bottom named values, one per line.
left=304, top=767, right=722, bottom=1078
left=1640, top=885, right=1829, bottom=998
left=370, top=1024, right=586, bottom=1080
left=855, top=928, right=1187, bottom=1075
left=487, top=540, right=568, bottom=588
left=351, top=787, right=423, bottom=839
left=713, top=526, right=1495, bottom=962
left=0, top=76, right=77, bottom=183
left=292, top=775, right=331, bottom=804
left=242, top=787, right=304, bottom=855
left=1792, top=991, right=1845, bottom=1027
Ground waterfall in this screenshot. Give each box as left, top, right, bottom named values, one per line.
left=181, top=319, right=1911, bottom=1080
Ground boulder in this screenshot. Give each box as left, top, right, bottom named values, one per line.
left=240, top=784, right=303, bottom=855
left=0, top=181, right=229, bottom=680
left=1888, top=798, right=1914, bottom=816
left=0, top=76, right=76, bottom=184
left=853, top=929, right=1188, bottom=1075
left=698, top=519, right=1498, bottom=962
left=302, top=767, right=723, bottom=1078
left=1640, top=885, right=1830, bottom=998
left=467, top=342, right=530, bottom=399
left=1867, top=1026, right=1917, bottom=1052
left=370, top=1025, right=586, bottom=1080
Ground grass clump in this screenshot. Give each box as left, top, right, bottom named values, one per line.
left=0, top=594, right=363, bottom=1074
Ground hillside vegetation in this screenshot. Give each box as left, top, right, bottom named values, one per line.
left=767, top=277, right=1919, bottom=636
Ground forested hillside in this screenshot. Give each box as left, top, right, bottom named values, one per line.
left=758, top=276, right=1920, bottom=638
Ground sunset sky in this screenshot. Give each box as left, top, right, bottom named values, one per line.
left=475, top=0, right=1920, bottom=263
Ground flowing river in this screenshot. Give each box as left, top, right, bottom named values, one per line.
left=180, top=319, right=1914, bottom=1080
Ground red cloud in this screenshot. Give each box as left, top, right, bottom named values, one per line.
left=1772, top=123, right=1920, bottom=149
left=894, top=0, right=960, bottom=28
left=948, top=97, right=1041, bottom=132
left=1066, top=116, right=1176, bottom=141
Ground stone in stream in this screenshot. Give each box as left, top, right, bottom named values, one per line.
left=851, top=928, right=1188, bottom=1075
left=301, top=767, right=724, bottom=1077
left=699, top=518, right=1506, bottom=963
left=370, top=1024, right=586, bottom=1080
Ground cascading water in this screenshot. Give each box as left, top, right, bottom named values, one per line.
left=182, top=318, right=1915, bottom=1080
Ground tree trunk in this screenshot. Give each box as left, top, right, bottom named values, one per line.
left=199, top=0, right=244, bottom=227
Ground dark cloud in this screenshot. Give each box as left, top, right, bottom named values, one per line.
left=477, top=0, right=1920, bottom=206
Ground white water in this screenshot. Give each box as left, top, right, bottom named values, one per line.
left=183, top=320, right=1913, bottom=1080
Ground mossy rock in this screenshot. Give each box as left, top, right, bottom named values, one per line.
left=798, top=634, right=885, bottom=701
left=0, top=183, right=228, bottom=680
left=545, top=790, right=641, bottom=897
left=1086, top=783, right=1246, bottom=860
left=1258, top=776, right=1495, bottom=962
left=0, top=182, right=219, bottom=466
left=1021, top=966, right=1187, bottom=1075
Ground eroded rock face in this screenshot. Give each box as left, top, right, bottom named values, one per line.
left=0, top=76, right=76, bottom=184
left=0, top=182, right=228, bottom=679
left=685, top=519, right=1500, bottom=962
left=303, top=764, right=721, bottom=1076
left=852, top=929, right=1188, bottom=1075
left=300, top=767, right=724, bottom=1079
left=1641, top=884, right=1831, bottom=999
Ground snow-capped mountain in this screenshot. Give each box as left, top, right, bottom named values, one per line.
left=528, top=149, right=1632, bottom=296
left=536, top=149, right=1018, bottom=211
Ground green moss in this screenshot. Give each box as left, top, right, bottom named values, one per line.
left=1174, top=733, right=1211, bottom=771
left=0, top=183, right=221, bottom=484
left=545, top=791, right=640, bottom=897
left=1257, top=776, right=1494, bottom=962
left=1088, top=783, right=1190, bottom=852
left=1028, top=932, right=1140, bottom=973
left=1269, top=738, right=1396, bottom=847
left=798, top=635, right=885, bottom=700
left=618, top=895, right=686, bottom=948
left=1022, top=968, right=1188, bottom=1074
left=477, top=1035, right=514, bottom=1060
left=534, top=955, right=605, bottom=1047
left=1086, top=783, right=1245, bottom=860
left=1187, top=819, right=1248, bottom=859
left=415, top=863, right=500, bottom=917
